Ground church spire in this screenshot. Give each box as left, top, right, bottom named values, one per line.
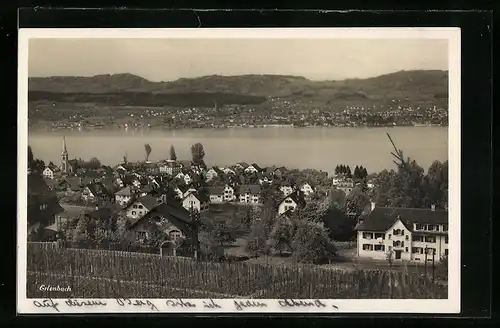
left=62, top=136, right=68, bottom=154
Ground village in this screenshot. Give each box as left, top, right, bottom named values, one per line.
left=27, top=135, right=449, bottom=280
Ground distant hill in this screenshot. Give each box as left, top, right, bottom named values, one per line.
left=28, top=70, right=448, bottom=108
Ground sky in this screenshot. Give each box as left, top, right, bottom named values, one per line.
left=28, top=38, right=448, bottom=81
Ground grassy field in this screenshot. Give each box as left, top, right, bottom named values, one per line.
left=27, top=243, right=447, bottom=299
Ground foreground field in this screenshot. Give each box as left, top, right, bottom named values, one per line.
left=27, top=243, right=447, bottom=299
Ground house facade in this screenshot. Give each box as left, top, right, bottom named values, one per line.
left=355, top=204, right=448, bottom=263
left=182, top=191, right=209, bottom=212
left=208, top=187, right=225, bottom=204
left=223, top=184, right=235, bottom=202
left=238, top=185, right=261, bottom=205
left=299, top=183, right=315, bottom=197
left=42, top=167, right=55, bottom=179
left=279, top=185, right=294, bottom=197
left=277, top=191, right=306, bottom=215
left=123, top=195, right=160, bottom=221
left=115, top=186, right=134, bottom=207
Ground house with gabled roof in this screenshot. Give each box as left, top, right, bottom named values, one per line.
left=234, top=162, right=249, bottom=170
left=127, top=200, right=194, bottom=253
left=55, top=177, right=82, bottom=193
left=27, top=173, right=64, bottom=240
left=123, top=194, right=161, bottom=221
left=237, top=184, right=262, bottom=205
left=174, top=184, right=197, bottom=200
left=279, top=183, right=295, bottom=197
left=244, top=163, right=262, bottom=174
left=81, top=182, right=114, bottom=203
left=299, top=182, right=315, bottom=197
left=355, top=203, right=449, bottom=263
left=115, top=186, right=136, bottom=207
left=208, top=186, right=225, bottom=204
left=205, top=167, right=223, bottom=182
left=277, top=190, right=307, bottom=215
left=182, top=190, right=210, bottom=212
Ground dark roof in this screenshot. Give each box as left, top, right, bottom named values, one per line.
left=124, top=195, right=160, bottom=211
left=236, top=162, right=249, bottom=168
left=129, top=200, right=193, bottom=234
left=250, top=163, right=263, bottom=171
left=237, top=184, right=261, bottom=195
left=279, top=190, right=307, bottom=208
left=115, top=186, right=134, bottom=196
left=185, top=190, right=210, bottom=203
left=355, top=206, right=448, bottom=232
left=178, top=160, right=192, bottom=168
left=85, top=207, right=117, bottom=220
left=208, top=186, right=225, bottom=195
left=86, top=182, right=113, bottom=198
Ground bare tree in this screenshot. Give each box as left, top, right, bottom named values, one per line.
left=144, top=144, right=152, bottom=162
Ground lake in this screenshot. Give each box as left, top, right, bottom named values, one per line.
left=28, top=127, right=448, bottom=174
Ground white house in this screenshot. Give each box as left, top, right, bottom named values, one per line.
left=355, top=203, right=448, bottom=263
left=244, top=163, right=262, bottom=174
left=208, top=187, right=225, bottom=204
left=182, top=191, right=210, bottom=212
left=335, top=179, right=355, bottom=195
left=205, top=167, right=221, bottom=182
left=299, top=183, right=315, bottom=197
left=175, top=172, right=192, bottom=185
left=279, top=184, right=294, bottom=197
left=221, top=167, right=236, bottom=175
left=42, top=167, right=55, bottom=180
left=223, top=184, right=235, bottom=202
left=115, top=186, right=134, bottom=207
left=237, top=185, right=261, bottom=205
left=123, top=195, right=161, bottom=221
left=258, top=176, right=273, bottom=185
left=234, top=162, right=249, bottom=171
left=277, top=191, right=306, bottom=215
left=174, top=185, right=197, bottom=200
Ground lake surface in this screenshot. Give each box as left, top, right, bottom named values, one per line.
left=28, top=127, right=448, bottom=174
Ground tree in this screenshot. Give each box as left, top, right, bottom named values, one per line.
left=320, top=206, right=356, bottom=241
left=210, top=220, right=236, bottom=247
left=423, top=160, right=448, bottom=209
left=361, top=167, right=368, bottom=179
left=84, top=157, right=101, bottom=169
left=27, top=146, right=45, bottom=173
left=28, top=146, right=34, bottom=164
left=73, top=216, right=92, bottom=243
left=191, top=143, right=205, bottom=167
left=346, top=165, right=352, bottom=178
left=144, top=144, right=152, bottom=162
left=345, top=187, right=370, bottom=217
left=268, top=216, right=294, bottom=256
left=354, top=165, right=360, bottom=179
left=169, top=145, right=177, bottom=161
left=291, top=220, right=337, bottom=264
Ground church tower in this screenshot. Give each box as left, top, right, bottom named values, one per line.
left=61, top=136, right=69, bottom=174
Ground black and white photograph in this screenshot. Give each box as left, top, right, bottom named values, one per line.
left=17, top=28, right=461, bottom=313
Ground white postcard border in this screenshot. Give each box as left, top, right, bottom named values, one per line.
left=17, top=27, right=461, bottom=314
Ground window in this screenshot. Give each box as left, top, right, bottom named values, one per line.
left=393, top=240, right=400, bottom=247
left=374, top=245, right=385, bottom=252
left=445, top=236, right=448, bottom=244
left=443, top=224, right=448, bottom=232
left=444, top=249, right=448, bottom=256
left=374, top=233, right=385, bottom=239
left=133, top=204, right=138, bottom=209
left=135, top=231, right=147, bottom=240
left=405, top=235, right=409, bottom=240
left=169, top=230, right=182, bottom=241
left=138, top=205, right=143, bottom=209
left=362, top=244, right=373, bottom=251
left=426, top=248, right=436, bottom=255
left=425, top=236, right=436, bottom=243
left=413, top=235, right=424, bottom=242
left=405, top=247, right=409, bottom=252
left=362, top=232, right=373, bottom=240
left=132, top=211, right=136, bottom=215
left=412, top=247, right=424, bottom=254
left=139, top=211, right=143, bottom=216
left=388, top=234, right=392, bottom=240
left=415, top=224, right=424, bottom=230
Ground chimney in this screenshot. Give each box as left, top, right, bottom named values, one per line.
left=371, top=201, right=376, bottom=212
left=431, top=204, right=436, bottom=211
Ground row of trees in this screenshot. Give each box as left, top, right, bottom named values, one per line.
left=334, top=164, right=369, bottom=180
